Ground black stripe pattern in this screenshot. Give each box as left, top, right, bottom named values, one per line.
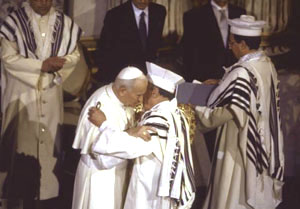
left=141, top=105, right=195, bottom=206
left=0, top=6, right=74, bottom=59
left=180, top=114, right=196, bottom=192
left=66, top=20, right=74, bottom=55
left=16, top=8, right=37, bottom=58
left=210, top=66, right=269, bottom=174
left=270, top=78, right=284, bottom=181
left=141, top=112, right=169, bottom=141
left=51, top=11, right=64, bottom=57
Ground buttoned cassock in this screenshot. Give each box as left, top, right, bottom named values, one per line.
left=0, top=3, right=80, bottom=200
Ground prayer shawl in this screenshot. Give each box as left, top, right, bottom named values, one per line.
left=87, top=99, right=194, bottom=209
left=139, top=99, right=196, bottom=208
left=202, top=51, right=284, bottom=209
left=0, top=2, right=81, bottom=200
left=0, top=2, right=81, bottom=60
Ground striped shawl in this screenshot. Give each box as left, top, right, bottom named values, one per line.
left=0, top=2, right=81, bottom=60
left=140, top=99, right=196, bottom=208
left=207, top=54, right=284, bottom=207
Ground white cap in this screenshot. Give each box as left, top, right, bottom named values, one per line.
left=117, top=66, right=144, bottom=80
left=229, top=15, right=265, bottom=37
left=146, top=62, right=185, bottom=94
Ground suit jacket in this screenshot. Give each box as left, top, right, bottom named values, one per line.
left=96, top=1, right=166, bottom=83
left=182, top=3, right=246, bottom=82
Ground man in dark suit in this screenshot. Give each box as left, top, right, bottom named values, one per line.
left=96, top=0, right=166, bottom=83
left=182, top=0, right=246, bottom=82
left=181, top=0, right=246, bottom=160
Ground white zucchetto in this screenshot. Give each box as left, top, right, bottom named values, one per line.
left=229, top=15, right=265, bottom=37
left=116, top=66, right=144, bottom=80
left=146, top=62, right=185, bottom=94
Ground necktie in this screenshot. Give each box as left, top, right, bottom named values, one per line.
left=139, top=12, right=147, bottom=50
left=219, top=9, right=228, bottom=47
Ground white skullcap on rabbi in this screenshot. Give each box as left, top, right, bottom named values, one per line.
left=117, top=66, right=144, bottom=80
left=229, top=15, right=266, bottom=37
left=146, top=62, right=185, bottom=94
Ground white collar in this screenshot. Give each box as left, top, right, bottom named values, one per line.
left=239, top=50, right=264, bottom=63
left=211, top=0, right=228, bottom=11
left=223, top=51, right=264, bottom=76
left=131, top=2, right=149, bottom=17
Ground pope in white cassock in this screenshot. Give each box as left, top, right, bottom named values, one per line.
left=72, top=66, right=154, bottom=209
left=88, top=62, right=196, bottom=209
left=195, top=15, right=284, bottom=209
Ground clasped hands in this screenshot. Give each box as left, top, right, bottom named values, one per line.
left=88, top=107, right=155, bottom=141
left=41, top=56, right=66, bottom=73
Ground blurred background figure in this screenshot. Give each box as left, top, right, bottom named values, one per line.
left=182, top=0, right=246, bottom=82
left=95, top=0, right=166, bottom=85
left=0, top=0, right=81, bottom=208
left=181, top=0, right=245, bottom=161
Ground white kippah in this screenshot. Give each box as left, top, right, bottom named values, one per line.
left=117, top=66, right=144, bottom=80
left=146, top=62, right=185, bottom=94
left=229, top=15, right=265, bottom=37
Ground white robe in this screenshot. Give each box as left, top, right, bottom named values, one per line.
left=196, top=51, right=284, bottom=209
left=92, top=99, right=195, bottom=209
left=72, top=84, right=135, bottom=209
left=0, top=3, right=80, bottom=199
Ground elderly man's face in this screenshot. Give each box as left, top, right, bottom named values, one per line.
left=143, top=83, right=155, bottom=111
left=132, top=0, right=150, bottom=10
left=29, top=0, right=53, bottom=16
left=122, top=79, right=148, bottom=108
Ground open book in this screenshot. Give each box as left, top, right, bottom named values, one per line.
left=176, top=82, right=217, bottom=106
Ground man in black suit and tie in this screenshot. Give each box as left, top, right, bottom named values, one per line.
left=96, top=0, right=166, bottom=84
left=181, top=0, right=246, bottom=160
left=182, top=0, right=246, bottom=82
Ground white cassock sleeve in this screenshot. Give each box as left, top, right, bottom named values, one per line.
left=195, top=106, right=235, bottom=133
left=92, top=121, right=155, bottom=160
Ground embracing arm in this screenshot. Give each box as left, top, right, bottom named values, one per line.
left=88, top=107, right=156, bottom=159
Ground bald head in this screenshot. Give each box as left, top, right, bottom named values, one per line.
left=113, top=66, right=148, bottom=107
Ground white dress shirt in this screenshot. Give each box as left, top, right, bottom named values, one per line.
left=132, top=2, right=149, bottom=35
left=211, top=0, right=229, bottom=47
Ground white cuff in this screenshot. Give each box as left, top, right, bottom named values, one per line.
left=99, top=120, right=109, bottom=132
left=98, top=121, right=119, bottom=132
left=53, top=72, right=62, bottom=85
left=195, top=106, right=206, bottom=112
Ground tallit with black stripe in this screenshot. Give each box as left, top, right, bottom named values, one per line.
left=207, top=52, right=284, bottom=207
left=141, top=99, right=196, bottom=208
left=0, top=2, right=81, bottom=60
